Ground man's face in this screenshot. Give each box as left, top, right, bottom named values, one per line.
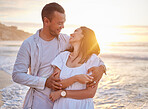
left=48, top=11, right=66, bottom=36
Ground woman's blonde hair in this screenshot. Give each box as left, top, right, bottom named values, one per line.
left=67, top=26, right=100, bottom=64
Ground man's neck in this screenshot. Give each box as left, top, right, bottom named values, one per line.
left=39, top=29, right=55, bottom=41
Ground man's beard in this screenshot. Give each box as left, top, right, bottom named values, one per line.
left=49, top=29, right=59, bottom=38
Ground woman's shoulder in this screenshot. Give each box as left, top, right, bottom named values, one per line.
left=85, top=54, right=101, bottom=69
left=57, top=51, right=70, bottom=59
left=59, top=51, right=70, bottom=55
left=89, top=54, right=98, bottom=60
left=86, top=53, right=100, bottom=64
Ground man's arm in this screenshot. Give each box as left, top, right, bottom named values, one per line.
left=12, top=41, right=47, bottom=90
left=87, top=65, right=106, bottom=87
left=12, top=41, right=61, bottom=90
left=87, top=56, right=106, bottom=87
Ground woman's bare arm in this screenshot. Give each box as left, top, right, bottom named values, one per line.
left=65, top=83, right=98, bottom=99
left=49, top=83, right=98, bottom=102
left=53, top=66, right=93, bottom=89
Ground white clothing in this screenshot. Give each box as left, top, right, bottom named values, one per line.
left=51, top=51, right=104, bottom=109
left=12, top=29, right=70, bottom=109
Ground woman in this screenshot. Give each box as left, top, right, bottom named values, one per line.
left=50, top=26, right=103, bottom=109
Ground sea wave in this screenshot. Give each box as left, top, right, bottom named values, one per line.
left=109, top=42, right=148, bottom=47
left=0, top=56, right=16, bottom=74
left=101, top=54, right=148, bottom=61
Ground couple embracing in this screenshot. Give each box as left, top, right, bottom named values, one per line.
left=12, top=2, right=106, bottom=109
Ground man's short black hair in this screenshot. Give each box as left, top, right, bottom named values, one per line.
left=41, top=2, right=65, bottom=22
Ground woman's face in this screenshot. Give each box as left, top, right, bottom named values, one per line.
left=69, top=28, right=84, bottom=44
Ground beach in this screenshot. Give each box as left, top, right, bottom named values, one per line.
left=1, top=0, right=148, bottom=108
left=0, top=41, right=29, bottom=109
left=0, top=70, right=12, bottom=107
left=0, top=41, right=148, bottom=109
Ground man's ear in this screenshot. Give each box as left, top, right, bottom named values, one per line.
left=43, top=17, right=50, bottom=26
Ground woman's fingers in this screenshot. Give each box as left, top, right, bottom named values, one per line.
left=49, top=94, right=55, bottom=102
left=53, top=80, right=62, bottom=87
left=81, top=75, right=92, bottom=84
left=85, top=75, right=93, bottom=82
left=52, top=72, right=59, bottom=76
left=86, top=75, right=94, bottom=80
left=49, top=95, right=53, bottom=102
left=52, top=76, right=61, bottom=82
left=52, top=83, right=62, bottom=90
left=51, top=80, right=62, bottom=90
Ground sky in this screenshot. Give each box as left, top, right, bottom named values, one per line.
left=0, top=0, right=148, bottom=43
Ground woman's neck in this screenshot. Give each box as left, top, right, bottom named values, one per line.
left=70, top=42, right=81, bottom=57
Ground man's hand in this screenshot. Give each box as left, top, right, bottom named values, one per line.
left=87, top=65, right=106, bottom=87
left=45, top=72, right=62, bottom=90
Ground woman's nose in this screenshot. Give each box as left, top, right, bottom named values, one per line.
left=70, top=34, right=73, bottom=36
left=61, top=24, right=64, bottom=29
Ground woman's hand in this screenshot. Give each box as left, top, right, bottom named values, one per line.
left=75, top=74, right=93, bottom=84
left=49, top=90, right=62, bottom=102
left=45, top=72, right=62, bottom=91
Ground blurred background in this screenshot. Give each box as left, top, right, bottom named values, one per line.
left=0, top=0, right=148, bottom=108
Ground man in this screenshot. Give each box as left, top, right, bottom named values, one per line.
left=12, top=2, right=106, bottom=109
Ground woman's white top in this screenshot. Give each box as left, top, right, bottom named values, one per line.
left=51, top=51, right=103, bottom=109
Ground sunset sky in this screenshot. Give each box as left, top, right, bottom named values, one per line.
left=0, top=0, right=148, bottom=43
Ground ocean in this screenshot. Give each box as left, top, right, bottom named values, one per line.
left=0, top=41, right=148, bottom=109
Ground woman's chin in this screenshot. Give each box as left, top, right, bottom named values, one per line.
left=69, top=41, right=72, bottom=45
left=69, top=40, right=73, bottom=44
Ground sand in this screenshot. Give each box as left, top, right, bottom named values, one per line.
left=0, top=70, right=13, bottom=107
